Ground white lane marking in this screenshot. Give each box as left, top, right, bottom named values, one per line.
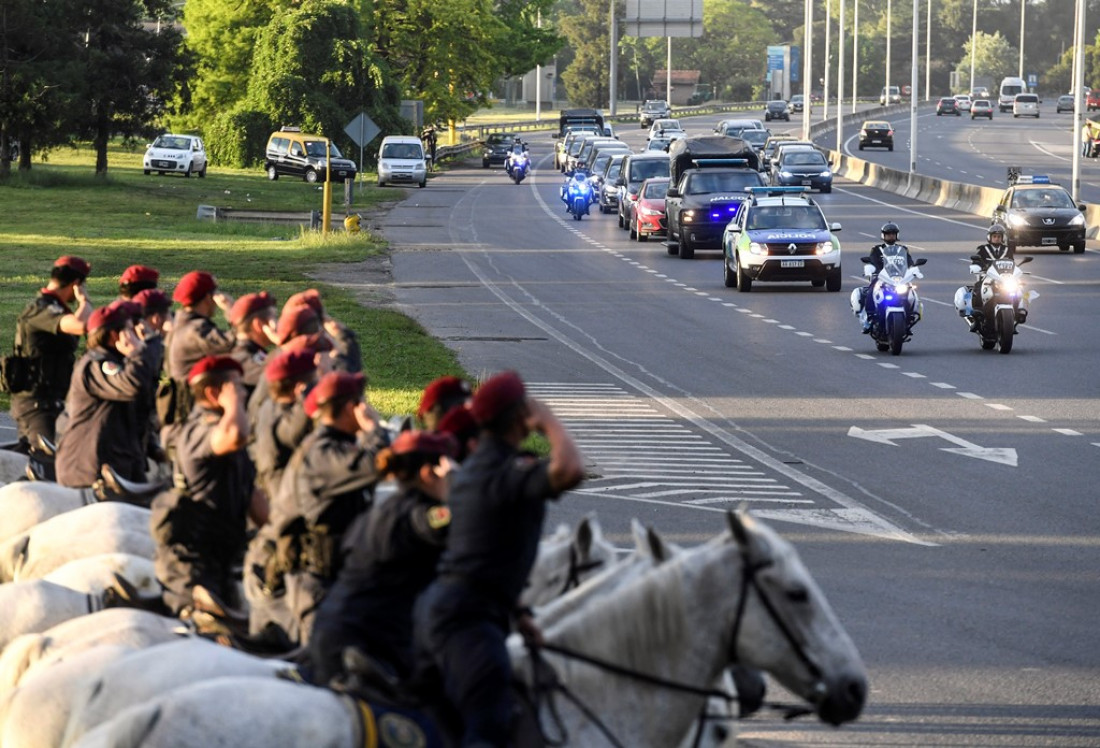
left=1029, top=140, right=1071, bottom=162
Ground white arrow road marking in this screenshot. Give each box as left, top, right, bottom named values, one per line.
left=848, top=423, right=1018, bottom=466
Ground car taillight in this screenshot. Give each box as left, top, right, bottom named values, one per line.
left=888, top=130, right=894, bottom=136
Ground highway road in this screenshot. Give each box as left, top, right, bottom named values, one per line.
left=378, top=112, right=1100, bottom=745
left=818, top=100, right=1100, bottom=204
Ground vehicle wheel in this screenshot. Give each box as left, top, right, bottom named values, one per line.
left=826, top=271, right=842, bottom=292
left=629, top=222, right=637, bottom=240
left=876, top=342, right=890, bottom=352
left=267, top=165, right=278, bottom=181
left=198, top=164, right=207, bottom=178
left=820, top=185, right=832, bottom=193
left=723, top=255, right=736, bottom=288
left=736, top=257, right=752, bottom=292
left=679, top=236, right=694, bottom=260
left=482, top=160, right=489, bottom=168
left=183, top=165, right=191, bottom=178
left=888, top=145, right=894, bottom=151
left=888, top=314, right=905, bottom=356
left=419, top=180, right=426, bottom=188
left=980, top=338, right=996, bottom=350
left=143, top=169, right=151, bottom=175
left=997, top=308, right=1015, bottom=354
left=158, top=171, right=164, bottom=176
left=618, top=213, right=625, bottom=228
left=1075, top=242, right=1086, bottom=254
left=1013, top=114, right=1018, bottom=118
left=305, top=168, right=319, bottom=183
left=936, top=112, right=941, bottom=116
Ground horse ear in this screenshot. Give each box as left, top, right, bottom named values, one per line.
left=646, top=525, right=670, bottom=562
left=631, top=519, right=650, bottom=556
left=727, top=509, right=751, bottom=548
left=574, top=516, right=593, bottom=555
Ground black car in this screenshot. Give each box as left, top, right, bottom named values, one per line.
left=858, top=121, right=894, bottom=151
left=482, top=132, right=519, bottom=168
left=640, top=100, right=673, bottom=128
left=764, top=100, right=790, bottom=122
left=993, top=177, right=1087, bottom=253
left=936, top=97, right=960, bottom=116
left=666, top=167, right=766, bottom=259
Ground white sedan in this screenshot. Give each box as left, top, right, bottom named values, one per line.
left=953, top=94, right=973, bottom=112
left=143, top=134, right=207, bottom=178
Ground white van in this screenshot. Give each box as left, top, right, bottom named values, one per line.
left=880, top=86, right=901, bottom=105
left=377, top=135, right=427, bottom=188
left=998, top=76, right=1027, bottom=112
left=1013, top=93, right=1040, bottom=118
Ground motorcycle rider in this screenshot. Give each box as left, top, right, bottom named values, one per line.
left=966, top=223, right=1014, bottom=331
left=861, top=222, right=915, bottom=331
left=504, top=138, right=527, bottom=178
left=561, top=169, right=591, bottom=212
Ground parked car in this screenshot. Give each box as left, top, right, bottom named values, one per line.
left=858, top=121, right=894, bottom=151
left=630, top=177, right=671, bottom=241
left=771, top=149, right=833, bottom=193
left=936, top=97, right=960, bottom=116
left=482, top=132, right=519, bottom=168
left=1056, top=94, right=1076, bottom=113
left=377, top=135, right=427, bottom=188
left=953, top=94, right=973, bottom=112
left=790, top=94, right=805, bottom=112
left=971, top=99, right=994, bottom=119
left=265, top=128, right=357, bottom=183
left=1013, top=93, right=1040, bottom=118
left=144, top=134, right=207, bottom=178
left=639, top=100, right=673, bottom=128
left=764, top=100, right=790, bottom=122
left=992, top=175, right=1086, bottom=253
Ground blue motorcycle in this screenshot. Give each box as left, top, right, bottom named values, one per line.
left=562, top=170, right=594, bottom=220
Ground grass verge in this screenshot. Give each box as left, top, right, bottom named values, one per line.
left=0, top=141, right=465, bottom=419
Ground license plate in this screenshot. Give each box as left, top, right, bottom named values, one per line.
left=781, top=259, right=804, bottom=268
left=801, top=179, right=812, bottom=186
left=1041, top=237, right=1057, bottom=245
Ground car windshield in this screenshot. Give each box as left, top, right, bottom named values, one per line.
left=487, top=134, right=513, bottom=145
left=152, top=136, right=191, bottom=150
left=629, top=159, right=669, bottom=182
left=740, top=131, right=769, bottom=147
left=863, top=122, right=889, bottom=130
left=605, top=159, right=624, bottom=179
left=747, top=205, right=827, bottom=230
left=308, top=140, right=346, bottom=158
left=1012, top=189, right=1075, bottom=209
left=654, top=119, right=680, bottom=130
left=647, top=139, right=671, bottom=151
left=686, top=171, right=762, bottom=194
left=782, top=152, right=827, bottom=167
left=641, top=181, right=669, bottom=199
left=644, top=102, right=668, bottom=112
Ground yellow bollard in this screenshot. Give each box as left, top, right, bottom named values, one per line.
left=344, top=213, right=361, bottom=233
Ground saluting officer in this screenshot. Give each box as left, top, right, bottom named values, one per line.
left=150, top=355, right=257, bottom=617
left=132, top=288, right=172, bottom=464
left=414, top=371, right=585, bottom=747
left=284, top=289, right=362, bottom=373
left=250, top=346, right=319, bottom=501
left=435, top=403, right=479, bottom=463
left=246, top=304, right=335, bottom=422
left=56, top=301, right=153, bottom=487
left=227, top=291, right=279, bottom=398
left=311, top=430, right=457, bottom=687
left=9, top=256, right=94, bottom=453
left=270, top=371, right=385, bottom=645
left=164, top=271, right=235, bottom=416
left=118, top=265, right=160, bottom=300
left=416, top=375, right=472, bottom=431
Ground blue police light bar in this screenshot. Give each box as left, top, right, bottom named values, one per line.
left=747, top=186, right=809, bottom=195
left=691, top=158, right=749, bottom=167
left=1014, top=175, right=1051, bottom=184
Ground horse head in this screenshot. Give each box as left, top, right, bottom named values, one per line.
left=521, top=513, right=617, bottom=608
left=725, top=509, right=867, bottom=726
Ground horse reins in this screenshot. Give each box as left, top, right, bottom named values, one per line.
left=526, top=549, right=818, bottom=747
left=557, top=545, right=606, bottom=596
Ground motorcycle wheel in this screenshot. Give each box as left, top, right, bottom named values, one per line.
left=888, top=314, right=905, bottom=355
left=997, top=307, right=1015, bottom=354
left=876, top=342, right=890, bottom=352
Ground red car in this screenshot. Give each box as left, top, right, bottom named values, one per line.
left=631, top=177, right=670, bottom=242
left=1088, top=90, right=1100, bottom=112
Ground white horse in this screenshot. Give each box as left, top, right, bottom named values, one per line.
left=41, top=553, right=158, bottom=597
left=0, top=502, right=153, bottom=582
left=68, top=511, right=866, bottom=746
left=0, top=481, right=98, bottom=545
left=0, top=450, right=29, bottom=485
left=0, top=580, right=102, bottom=654
left=521, top=513, right=619, bottom=608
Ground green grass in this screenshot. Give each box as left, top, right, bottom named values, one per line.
left=0, top=142, right=466, bottom=418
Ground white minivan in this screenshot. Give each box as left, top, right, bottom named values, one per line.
left=1013, top=93, right=1040, bottom=118
left=377, top=135, right=427, bottom=188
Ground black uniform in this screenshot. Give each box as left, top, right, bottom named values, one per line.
left=150, top=405, right=255, bottom=615
left=246, top=424, right=382, bottom=645
left=329, top=323, right=362, bottom=374
left=971, top=242, right=1015, bottom=310
left=55, top=347, right=153, bottom=487
left=863, top=242, right=915, bottom=316
left=161, top=310, right=235, bottom=429
left=311, top=486, right=449, bottom=685
left=250, top=396, right=312, bottom=501
left=415, top=435, right=558, bottom=747
left=230, top=338, right=268, bottom=399
left=10, top=291, right=81, bottom=447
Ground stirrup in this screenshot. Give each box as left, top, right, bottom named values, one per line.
left=34, top=434, right=57, bottom=457
left=94, top=464, right=167, bottom=504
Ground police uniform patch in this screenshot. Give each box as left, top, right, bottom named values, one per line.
left=426, top=506, right=451, bottom=530
left=378, top=712, right=427, bottom=748
left=252, top=351, right=267, bottom=364
left=48, top=302, right=65, bottom=315
left=101, top=361, right=121, bottom=376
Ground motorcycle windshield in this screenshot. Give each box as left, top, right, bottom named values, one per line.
left=881, top=246, right=909, bottom=279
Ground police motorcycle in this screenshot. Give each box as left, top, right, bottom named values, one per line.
left=953, top=254, right=1037, bottom=354
left=561, top=169, right=595, bottom=220
left=505, top=142, right=530, bottom=184
left=850, top=245, right=927, bottom=355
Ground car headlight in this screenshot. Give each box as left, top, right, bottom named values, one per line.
left=640, top=207, right=663, bottom=216
left=813, top=242, right=831, bottom=255
left=749, top=241, right=767, bottom=255
left=1070, top=213, right=1086, bottom=226
left=780, top=171, right=793, bottom=178
left=820, top=171, right=831, bottom=177
left=1007, top=214, right=1028, bottom=227
left=682, top=210, right=696, bottom=222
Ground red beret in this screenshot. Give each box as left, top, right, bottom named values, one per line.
left=282, top=330, right=333, bottom=353
left=133, top=288, right=171, bottom=313
left=285, top=289, right=324, bottom=317
left=304, top=371, right=365, bottom=416
left=436, top=404, right=477, bottom=440
left=229, top=291, right=277, bottom=326
left=265, top=348, right=318, bottom=383
left=87, top=300, right=136, bottom=333
left=276, top=305, right=322, bottom=345
left=417, top=376, right=472, bottom=418
left=470, top=371, right=526, bottom=425
left=392, top=430, right=457, bottom=458
left=54, top=256, right=91, bottom=278
left=172, top=271, right=217, bottom=306
left=119, top=265, right=159, bottom=285
left=187, top=355, right=243, bottom=385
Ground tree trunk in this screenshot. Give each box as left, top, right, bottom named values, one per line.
left=18, top=138, right=30, bottom=171
left=95, top=117, right=109, bottom=177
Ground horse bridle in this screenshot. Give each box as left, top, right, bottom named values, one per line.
left=557, top=545, right=606, bottom=596
left=528, top=549, right=819, bottom=748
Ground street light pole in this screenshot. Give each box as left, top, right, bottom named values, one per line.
left=824, top=0, right=831, bottom=120
left=803, top=0, right=813, bottom=139
left=1019, top=0, right=1026, bottom=79
left=910, top=0, right=919, bottom=176
left=852, top=0, right=859, bottom=113
left=836, top=0, right=845, bottom=152
left=886, top=0, right=892, bottom=104
left=925, top=0, right=931, bottom=100
left=969, top=0, right=978, bottom=93
left=1071, top=0, right=1085, bottom=202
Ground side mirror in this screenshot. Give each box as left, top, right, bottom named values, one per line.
left=1079, top=203, right=1087, bottom=212
left=614, top=177, right=625, bottom=187
left=666, top=187, right=681, bottom=198
left=969, top=255, right=982, bottom=263
left=1018, top=256, right=1033, bottom=265
left=859, top=256, right=872, bottom=264
left=830, top=222, right=842, bottom=232
left=914, top=258, right=928, bottom=266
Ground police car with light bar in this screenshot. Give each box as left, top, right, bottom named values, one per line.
left=721, top=187, right=844, bottom=292
left=992, top=171, right=1087, bottom=254
left=665, top=158, right=766, bottom=259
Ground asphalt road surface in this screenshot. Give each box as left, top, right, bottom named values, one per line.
left=378, top=114, right=1100, bottom=746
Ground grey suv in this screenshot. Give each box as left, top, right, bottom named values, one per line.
left=640, top=100, right=673, bottom=128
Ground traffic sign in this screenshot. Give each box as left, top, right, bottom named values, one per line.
left=344, top=112, right=379, bottom=148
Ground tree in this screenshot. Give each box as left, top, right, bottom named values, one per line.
left=684, top=0, right=777, bottom=101
left=954, top=31, right=1020, bottom=92
left=558, top=0, right=614, bottom=107
left=73, top=0, right=189, bottom=176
